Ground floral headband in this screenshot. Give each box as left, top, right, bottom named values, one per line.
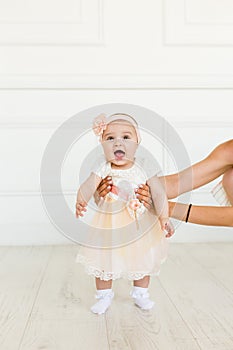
left=92, top=113, right=141, bottom=143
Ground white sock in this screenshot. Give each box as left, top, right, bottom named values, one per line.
left=130, top=286, right=154, bottom=310
left=91, top=289, right=114, bottom=315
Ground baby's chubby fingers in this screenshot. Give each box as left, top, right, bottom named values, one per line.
left=164, top=223, right=175, bottom=238
left=76, top=209, right=86, bottom=218
left=165, top=232, right=172, bottom=238
left=75, top=201, right=87, bottom=218
left=76, top=201, right=87, bottom=210
left=165, top=230, right=174, bottom=238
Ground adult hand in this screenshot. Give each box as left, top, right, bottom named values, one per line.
left=97, top=176, right=113, bottom=198
left=93, top=176, right=112, bottom=205
left=95, top=179, right=153, bottom=210
left=135, top=184, right=153, bottom=210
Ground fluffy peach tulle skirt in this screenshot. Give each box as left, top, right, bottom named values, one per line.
left=76, top=197, right=168, bottom=281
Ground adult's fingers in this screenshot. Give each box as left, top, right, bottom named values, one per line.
left=139, top=184, right=149, bottom=191
left=98, top=176, right=112, bottom=188
left=97, top=176, right=112, bottom=197
left=135, top=184, right=152, bottom=208
left=136, top=188, right=150, bottom=198
left=140, top=200, right=151, bottom=210
left=136, top=193, right=152, bottom=205
left=136, top=184, right=151, bottom=198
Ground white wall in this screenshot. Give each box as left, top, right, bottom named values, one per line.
left=0, top=0, right=232, bottom=245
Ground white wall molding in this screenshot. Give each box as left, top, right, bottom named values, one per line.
left=0, top=121, right=84, bottom=129
left=0, top=188, right=213, bottom=197
left=2, top=74, right=233, bottom=89
left=1, top=0, right=233, bottom=244
left=0, top=0, right=83, bottom=24
left=1, top=189, right=232, bottom=245
left=0, top=120, right=232, bottom=129
left=0, top=191, right=75, bottom=196
left=164, top=0, right=233, bottom=46
left=0, top=0, right=103, bottom=45
left=184, top=0, right=233, bottom=25
left=172, top=121, right=233, bottom=128
left=1, top=1, right=233, bottom=88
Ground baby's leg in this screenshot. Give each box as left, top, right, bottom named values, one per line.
left=133, top=275, right=150, bottom=288
left=131, top=276, right=154, bottom=310
left=95, top=277, right=112, bottom=290
left=222, top=167, right=233, bottom=205
left=91, top=277, right=114, bottom=315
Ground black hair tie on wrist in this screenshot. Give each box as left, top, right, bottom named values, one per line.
left=185, top=204, right=192, bottom=223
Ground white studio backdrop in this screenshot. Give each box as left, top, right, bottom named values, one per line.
left=0, top=0, right=232, bottom=245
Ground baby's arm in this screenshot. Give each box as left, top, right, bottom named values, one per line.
left=147, top=175, right=169, bottom=219
left=76, top=172, right=102, bottom=218
left=147, top=176, right=174, bottom=237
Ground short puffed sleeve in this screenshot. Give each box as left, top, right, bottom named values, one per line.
left=91, top=154, right=111, bottom=179
left=136, top=149, right=162, bottom=180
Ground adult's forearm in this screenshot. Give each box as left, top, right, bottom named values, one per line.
left=169, top=201, right=233, bottom=227
left=161, top=140, right=233, bottom=200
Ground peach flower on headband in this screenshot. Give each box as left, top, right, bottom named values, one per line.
left=92, top=114, right=107, bottom=136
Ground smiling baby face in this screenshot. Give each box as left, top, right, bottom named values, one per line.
left=101, top=120, right=138, bottom=169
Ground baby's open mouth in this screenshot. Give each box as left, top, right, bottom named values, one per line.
left=114, top=150, right=125, bottom=160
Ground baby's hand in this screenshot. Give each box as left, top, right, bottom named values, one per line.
left=75, top=201, right=87, bottom=219
left=160, top=217, right=175, bottom=238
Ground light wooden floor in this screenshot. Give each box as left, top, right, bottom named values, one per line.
left=0, top=243, right=233, bottom=350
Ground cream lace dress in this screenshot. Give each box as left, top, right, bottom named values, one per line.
left=211, top=181, right=231, bottom=206
left=76, top=157, right=168, bottom=281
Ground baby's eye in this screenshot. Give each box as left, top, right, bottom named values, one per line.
left=123, top=135, right=130, bottom=139
left=107, top=136, right=114, bottom=141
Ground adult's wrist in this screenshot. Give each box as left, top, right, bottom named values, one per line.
left=185, top=204, right=192, bottom=223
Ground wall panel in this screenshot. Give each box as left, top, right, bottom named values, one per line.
left=0, top=1, right=232, bottom=244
